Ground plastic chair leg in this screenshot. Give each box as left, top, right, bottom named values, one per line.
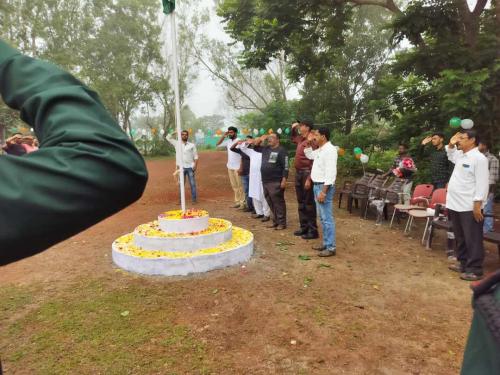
left=421, top=217, right=431, bottom=245
left=390, top=208, right=398, bottom=228
left=404, top=215, right=413, bottom=233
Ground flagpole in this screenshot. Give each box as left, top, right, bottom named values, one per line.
left=168, top=9, right=186, bottom=212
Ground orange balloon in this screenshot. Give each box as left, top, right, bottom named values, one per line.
left=355, top=153, right=362, bottom=160
left=268, top=129, right=274, bottom=134
left=338, top=147, right=345, bottom=156
left=152, top=128, right=157, bottom=134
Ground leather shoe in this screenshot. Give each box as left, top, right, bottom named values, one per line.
left=261, top=216, right=271, bottom=222
left=252, top=214, right=264, bottom=219
left=275, top=225, right=287, bottom=231
left=312, top=245, right=326, bottom=251
left=294, top=229, right=307, bottom=236
left=267, top=223, right=278, bottom=229
left=318, top=248, right=336, bottom=257
left=448, top=264, right=464, bottom=273
left=302, top=232, right=319, bottom=240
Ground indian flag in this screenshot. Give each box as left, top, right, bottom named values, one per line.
left=162, top=0, right=175, bottom=14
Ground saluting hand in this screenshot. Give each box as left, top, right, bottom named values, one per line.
left=421, top=136, right=432, bottom=145
left=449, top=132, right=461, bottom=147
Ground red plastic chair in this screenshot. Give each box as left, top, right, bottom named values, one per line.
left=406, top=188, right=447, bottom=244
left=410, top=184, right=435, bottom=205
left=389, top=184, right=434, bottom=228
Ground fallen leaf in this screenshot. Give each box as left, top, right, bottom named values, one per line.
left=298, top=255, right=311, bottom=261
left=120, top=311, right=130, bottom=317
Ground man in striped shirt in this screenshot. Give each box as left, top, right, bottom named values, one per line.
left=479, top=141, right=499, bottom=233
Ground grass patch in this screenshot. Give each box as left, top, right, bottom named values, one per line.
left=0, top=280, right=212, bottom=374
left=0, top=285, right=35, bottom=321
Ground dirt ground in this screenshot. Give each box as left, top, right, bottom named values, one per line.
left=1, top=151, right=499, bottom=374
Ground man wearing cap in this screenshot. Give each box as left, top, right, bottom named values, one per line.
left=291, top=118, right=318, bottom=240
left=0, top=38, right=148, bottom=264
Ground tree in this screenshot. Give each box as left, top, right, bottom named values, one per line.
left=218, top=0, right=499, bottom=145
left=183, top=5, right=294, bottom=113
left=298, top=6, right=392, bottom=134
left=80, top=0, right=163, bottom=136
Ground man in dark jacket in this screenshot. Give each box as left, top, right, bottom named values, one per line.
left=253, top=133, right=289, bottom=230
left=0, top=39, right=148, bottom=265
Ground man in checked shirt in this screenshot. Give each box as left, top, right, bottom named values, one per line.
left=478, top=141, right=499, bottom=233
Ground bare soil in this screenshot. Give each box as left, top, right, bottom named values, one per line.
left=1, top=150, right=499, bottom=374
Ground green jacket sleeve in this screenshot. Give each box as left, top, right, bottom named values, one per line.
left=0, top=40, right=148, bottom=265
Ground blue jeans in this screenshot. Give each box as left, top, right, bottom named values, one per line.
left=183, top=168, right=197, bottom=201
left=313, top=184, right=336, bottom=249
left=484, top=193, right=494, bottom=233
left=241, top=175, right=253, bottom=209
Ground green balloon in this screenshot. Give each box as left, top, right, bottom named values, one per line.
left=259, top=128, right=265, bottom=135
left=353, top=147, right=363, bottom=155
left=450, top=117, right=462, bottom=128
left=285, top=127, right=291, bottom=135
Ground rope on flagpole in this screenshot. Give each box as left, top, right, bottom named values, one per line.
left=169, top=9, right=186, bottom=212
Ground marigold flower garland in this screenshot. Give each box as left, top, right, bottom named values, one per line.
left=114, top=227, right=253, bottom=259
left=135, top=218, right=230, bottom=238
left=158, top=209, right=208, bottom=220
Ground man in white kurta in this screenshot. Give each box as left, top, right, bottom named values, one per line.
left=237, top=141, right=271, bottom=220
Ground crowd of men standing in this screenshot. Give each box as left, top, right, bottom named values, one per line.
left=215, top=120, right=339, bottom=257
left=169, top=119, right=498, bottom=268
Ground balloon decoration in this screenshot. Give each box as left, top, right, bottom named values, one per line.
left=188, top=128, right=193, bottom=134
left=449, top=117, right=462, bottom=128
left=253, top=128, right=259, bottom=135
left=353, top=147, right=363, bottom=155
left=268, top=128, right=274, bottom=134
left=284, top=128, right=291, bottom=135
left=277, top=128, right=283, bottom=134
left=355, top=153, right=362, bottom=160
left=152, top=128, right=157, bottom=135
left=216, top=129, right=223, bottom=136
left=338, top=147, right=345, bottom=157
left=461, top=119, right=474, bottom=129
left=142, top=129, right=147, bottom=136
left=131, top=129, right=137, bottom=136
left=259, top=128, right=265, bottom=135
left=360, top=154, right=369, bottom=164
left=160, top=129, right=165, bottom=136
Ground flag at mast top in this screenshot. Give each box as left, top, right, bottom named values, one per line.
left=162, top=0, right=175, bottom=14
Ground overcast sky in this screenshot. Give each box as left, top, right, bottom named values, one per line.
left=183, top=0, right=229, bottom=118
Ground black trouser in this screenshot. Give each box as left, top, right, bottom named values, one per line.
left=448, top=209, right=485, bottom=275
left=263, top=181, right=286, bottom=226
left=295, top=169, right=317, bottom=233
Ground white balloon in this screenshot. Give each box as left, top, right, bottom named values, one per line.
left=461, top=119, right=474, bottom=129
left=253, top=128, right=259, bottom=135
left=360, top=154, right=369, bottom=164
left=160, top=129, right=165, bottom=135
left=142, top=129, right=147, bottom=136
left=277, top=128, right=283, bottom=134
